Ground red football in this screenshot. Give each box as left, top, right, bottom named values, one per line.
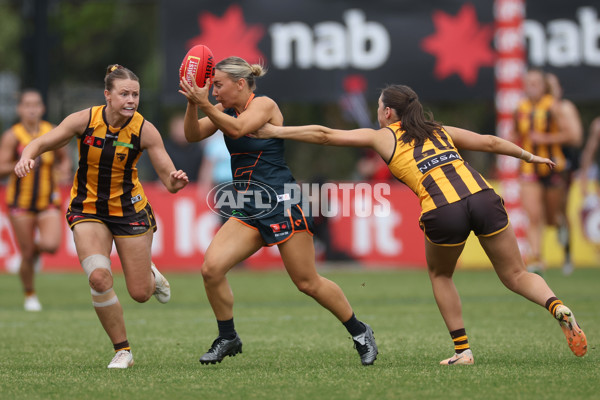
left=179, top=45, right=215, bottom=88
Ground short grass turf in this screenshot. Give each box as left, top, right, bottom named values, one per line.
left=0, top=267, right=598, bottom=400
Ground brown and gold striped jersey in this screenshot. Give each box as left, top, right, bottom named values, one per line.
left=386, top=122, right=492, bottom=215
left=6, top=121, right=61, bottom=211
left=69, top=106, right=147, bottom=217
left=514, top=94, right=565, bottom=176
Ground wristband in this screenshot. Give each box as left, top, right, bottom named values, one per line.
left=520, top=149, right=534, bottom=162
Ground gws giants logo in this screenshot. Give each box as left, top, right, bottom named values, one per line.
left=206, top=180, right=279, bottom=220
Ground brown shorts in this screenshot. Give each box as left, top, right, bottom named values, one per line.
left=65, top=202, right=157, bottom=238
left=419, top=189, right=509, bottom=246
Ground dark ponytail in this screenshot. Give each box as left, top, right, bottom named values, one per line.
left=380, top=84, right=441, bottom=146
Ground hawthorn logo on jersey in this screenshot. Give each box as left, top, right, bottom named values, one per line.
left=206, top=180, right=279, bottom=220
left=83, top=135, right=105, bottom=149
left=116, top=153, right=126, bottom=161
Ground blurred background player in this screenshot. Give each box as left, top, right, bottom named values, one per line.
left=254, top=83, right=588, bottom=364
left=198, top=129, right=233, bottom=228
left=512, top=69, right=568, bottom=275
left=0, top=89, right=71, bottom=311
left=580, top=117, right=600, bottom=196
left=14, top=65, right=188, bottom=368
left=180, top=56, right=377, bottom=366
left=579, top=116, right=600, bottom=251
left=198, top=129, right=231, bottom=192
left=531, top=73, right=583, bottom=275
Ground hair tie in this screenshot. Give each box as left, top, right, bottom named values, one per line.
left=110, top=65, right=120, bottom=73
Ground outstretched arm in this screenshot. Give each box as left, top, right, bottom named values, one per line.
left=141, top=121, right=189, bottom=193
left=255, top=123, right=396, bottom=159
left=14, top=109, right=87, bottom=178
left=444, top=126, right=555, bottom=168
left=0, top=129, right=18, bottom=177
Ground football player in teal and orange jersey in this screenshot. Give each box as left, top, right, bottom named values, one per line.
left=0, top=89, right=71, bottom=312
left=254, top=83, right=588, bottom=365
left=180, top=56, right=378, bottom=366
left=14, top=65, right=189, bottom=369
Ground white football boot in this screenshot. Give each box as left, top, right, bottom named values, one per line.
left=24, top=294, right=42, bottom=312
left=107, top=350, right=134, bottom=369
left=440, top=349, right=474, bottom=365
left=151, top=263, right=171, bottom=303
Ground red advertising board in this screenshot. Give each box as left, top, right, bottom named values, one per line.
left=0, top=182, right=426, bottom=272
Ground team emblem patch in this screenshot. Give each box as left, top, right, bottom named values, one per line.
left=116, top=153, right=126, bottom=161
left=83, top=135, right=105, bottom=149
left=270, top=222, right=288, bottom=232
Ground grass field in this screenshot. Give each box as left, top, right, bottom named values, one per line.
left=0, top=267, right=598, bottom=400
